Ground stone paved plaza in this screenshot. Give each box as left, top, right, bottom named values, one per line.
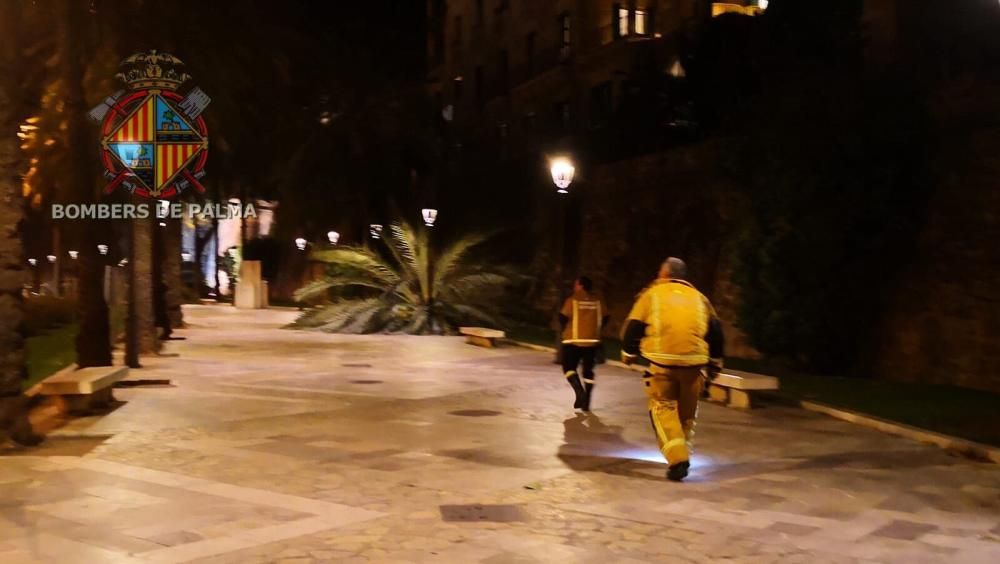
left=2, top=305, right=999, bottom=563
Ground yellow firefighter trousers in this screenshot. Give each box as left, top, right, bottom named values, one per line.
left=643, top=366, right=705, bottom=465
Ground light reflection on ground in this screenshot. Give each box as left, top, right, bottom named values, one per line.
left=611, top=447, right=720, bottom=471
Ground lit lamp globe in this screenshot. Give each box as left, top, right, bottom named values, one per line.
left=421, top=208, right=438, bottom=227
left=294, top=237, right=307, bottom=251
left=68, top=250, right=79, bottom=260
left=28, top=258, right=37, bottom=266
left=550, top=157, right=575, bottom=194
left=46, top=255, right=57, bottom=263
left=370, top=224, right=383, bottom=239
left=327, top=231, right=340, bottom=245
left=97, top=244, right=109, bottom=255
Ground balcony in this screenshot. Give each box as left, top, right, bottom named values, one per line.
left=712, top=2, right=765, bottom=17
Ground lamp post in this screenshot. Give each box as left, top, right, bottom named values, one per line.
left=549, top=156, right=575, bottom=194
left=294, top=237, right=308, bottom=251
left=549, top=156, right=576, bottom=290
left=421, top=209, right=438, bottom=227
left=327, top=231, right=340, bottom=245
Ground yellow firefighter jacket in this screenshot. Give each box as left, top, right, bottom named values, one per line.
left=560, top=292, right=604, bottom=346
left=625, top=279, right=716, bottom=367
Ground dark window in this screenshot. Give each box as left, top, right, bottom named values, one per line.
left=560, top=12, right=572, bottom=58
left=498, top=50, right=509, bottom=94
left=474, top=65, right=484, bottom=107
left=454, top=15, right=463, bottom=46
left=590, top=81, right=613, bottom=125
left=525, top=32, right=536, bottom=76
left=476, top=0, right=485, bottom=25
left=453, top=76, right=463, bottom=101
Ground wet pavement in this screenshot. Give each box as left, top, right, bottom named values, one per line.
left=1, top=305, right=998, bottom=563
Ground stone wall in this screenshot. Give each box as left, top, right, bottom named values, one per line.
left=571, top=140, right=759, bottom=359
left=871, top=83, right=1000, bottom=393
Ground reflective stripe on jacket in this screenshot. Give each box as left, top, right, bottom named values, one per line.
left=560, top=293, right=603, bottom=346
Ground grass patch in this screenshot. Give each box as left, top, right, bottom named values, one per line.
left=25, top=323, right=78, bottom=390
left=726, top=358, right=1000, bottom=448
left=510, top=323, right=1000, bottom=447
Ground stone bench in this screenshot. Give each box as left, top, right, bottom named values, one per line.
left=39, top=366, right=129, bottom=414
left=459, top=327, right=506, bottom=348
left=707, top=369, right=779, bottom=409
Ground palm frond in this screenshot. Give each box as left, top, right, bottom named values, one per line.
left=293, top=274, right=389, bottom=303
left=431, top=232, right=491, bottom=299
left=295, top=298, right=383, bottom=333
left=389, top=221, right=432, bottom=302
left=309, top=246, right=400, bottom=286
left=440, top=302, right=505, bottom=329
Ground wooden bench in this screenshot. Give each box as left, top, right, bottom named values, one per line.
left=707, top=369, right=779, bottom=409
left=459, top=327, right=506, bottom=348
left=39, top=366, right=129, bottom=414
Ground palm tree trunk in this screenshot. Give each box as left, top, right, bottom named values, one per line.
left=59, top=0, right=112, bottom=367
left=126, top=214, right=159, bottom=364
left=0, top=0, right=40, bottom=445
left=164, top=218, right=185, bottom=328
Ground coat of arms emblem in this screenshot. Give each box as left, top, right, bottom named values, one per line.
left=90, top=50, right=210, bottom=198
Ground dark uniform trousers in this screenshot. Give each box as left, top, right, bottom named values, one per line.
left=562, top=344, right=596, bottom=400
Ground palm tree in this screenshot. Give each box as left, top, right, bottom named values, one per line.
left=0, top=0, right=41, bottom=446
left=293, top=221, right=515, bottom=335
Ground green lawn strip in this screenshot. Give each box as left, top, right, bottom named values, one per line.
left=509, top=324, right=1000, bottom=448
left=726, top=357, right=1000, bottom=448
left=24, top=323, right=78, bottom=390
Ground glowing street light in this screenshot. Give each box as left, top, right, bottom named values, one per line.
left=46, top=255, right=57, bottom=263
left=294, top=237, right=307, bottom=251
left=327, top=231, right=340, bottom=245
left=97, top=244, right=109, bottom=255
left=370, top=224, right=383, bottom=239
left=550, top=157, right=575, bottom=194
left=118, top=259, right=128, bottom=267
left=28, top=258, right=37, bottom=266
left=421, top=209, right=438, bottom=227
left=68, top=250, right=79, bottom=260
left=181, top=252, right=192, bottom=262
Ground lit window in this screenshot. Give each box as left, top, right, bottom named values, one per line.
left=618, top=8, right=629, bottom=37
left=635, top=9, right=647, bottom=35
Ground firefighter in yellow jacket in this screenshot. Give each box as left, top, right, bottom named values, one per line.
left=559, top=276, right=609, bottom=412
left=621, top=258, right=724, bottom=482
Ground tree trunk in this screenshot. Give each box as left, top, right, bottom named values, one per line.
left=152, top=220, right=171, bottom=338
left=59, top=0, right=112, bottom=367
left=127, top=215, right=159, bottom=360
left=0, top=1, right=40, bottom=445
left=164, top=218, right=185, bottom=328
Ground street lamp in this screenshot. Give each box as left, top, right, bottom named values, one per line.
left=327, top=231, right=340, bottom=245
left=550, top=157, right=575, bottom=194
left=294, top=237, right=307, bottom=251
left=421, top=209, right=438, bottom=227
left=118, top=259, right=128, bottom=267
left=28, top=258, right=37, bottom=266
left=46, top=255, right=57, bottom=264
left=68, top=250, right=78, bottom=260
left=97, top=244, right=109, bottom=255
left=370, top=224, right=383, bottom=240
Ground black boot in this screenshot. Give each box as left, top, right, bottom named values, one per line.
left=582, top=383, right=594, bottom=412
left=667, top=461, right=690, bottom=482
left=566, top=372, right=586, bottom=410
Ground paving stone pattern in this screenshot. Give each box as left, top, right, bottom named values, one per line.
left=1, top=305, right=998, bottom=563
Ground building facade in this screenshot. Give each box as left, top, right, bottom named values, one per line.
left=427, top=1, right=765, bottom=160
